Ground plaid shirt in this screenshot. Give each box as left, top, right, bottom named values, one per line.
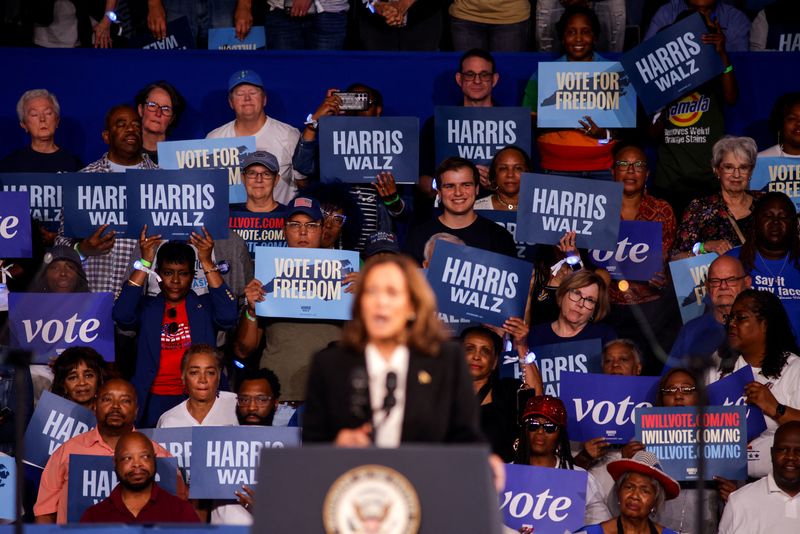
left=55, top=153, right=157, bottom=297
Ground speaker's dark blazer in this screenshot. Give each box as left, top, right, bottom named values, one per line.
left=302, top=341, right=484, bottom=444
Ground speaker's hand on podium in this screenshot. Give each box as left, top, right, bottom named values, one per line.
left=335, top=423, right=373, bottom=447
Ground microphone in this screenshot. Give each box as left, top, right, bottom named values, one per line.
left=349, top=367, right=370, bottom=424
left=383, top=371, right=397, bottom=413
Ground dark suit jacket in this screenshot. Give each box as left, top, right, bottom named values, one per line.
left=302, top=341, right=484, bottom=444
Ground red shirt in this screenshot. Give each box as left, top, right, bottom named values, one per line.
left=80, top=482, right=199, bottom=524
left=151, top=301, right=192, bottom=395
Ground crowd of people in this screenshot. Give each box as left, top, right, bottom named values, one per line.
left=0, top=1, right=800, bottom=532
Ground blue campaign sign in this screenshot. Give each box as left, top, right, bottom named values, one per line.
left=636, top=406, right=748, bottom=481
left=480, top=210, right=538, bottom=262
left=0, top=456, right=16, bottom=521
left=23, top=391, right=96, bottom=469
left=208, top=26, right=266, bottom=50
left=516, top=172, right=623, bottom=250
left=0, top=172, right=80, bottom=232
left=318, top=116, right=420, bottom=184
left=0, top=191, right=32, bottom=258
left=138, top=427, right=193, bottom=482
left=533, top=339, right=603, bottom=396
left=561, top=372, right=659, bottom=443
left=129, top=16, right=195, bottom=49
left=8, top=292, right=115, bottom=364
left=537, top=61, right=637, bottom=128
left=501, top=464, right=587, bottom=534
left=126, top=169, right=230, bottom=240
left=707, top=366, right=768, bottom=442
left=751, top=157, right=800, bottom=210
left=434, top=106, right=533, bottom=165
left=67, top=454, right=178, bottom=522
left=589, top=221, right=663, bottom=281
left=229, top=210, right=286, bottom=258
left=61, top=174, right=129, bottom=238
left=620, top=12, right=724, bottom=114
left=668, top=252, right=718, bottom=324
left=189, top=426, right=301, bottom=499
left=157, top=137, right=257, bottom=203
left=426, top=241, right=532, bottom=328
left=254, top=246, right=358, bottom=320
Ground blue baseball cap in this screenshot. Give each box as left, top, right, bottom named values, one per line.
left=286, top=197, right=323, bottom=221
left=228, top=69, right=264, bottom=92
left=241, top=150, right=279, bottom=173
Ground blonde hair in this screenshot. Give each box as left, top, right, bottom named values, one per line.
left=555, top=269, right=610, bottom=321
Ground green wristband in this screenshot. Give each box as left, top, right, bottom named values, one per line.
left=139, top=258, right=152, bottom=268
left=383, top=194, right=401, bottom=206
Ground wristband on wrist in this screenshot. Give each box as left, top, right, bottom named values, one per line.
left=723, top=64, right=734, bottom=74
left=383, top=195, right=401, bottom=206
left=74, top=243, right=87, bottom=262
left=139, top=258, right=152, bottom=268
left=127, top=279, right=142, bottom=287
left=204, top=265, right=220, bottom=275
left=244, top=308, right=256, bottom=322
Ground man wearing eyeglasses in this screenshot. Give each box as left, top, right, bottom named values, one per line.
left=236, top=368, right=281, bottom=426
left=667, top=255, right=751, bottom=369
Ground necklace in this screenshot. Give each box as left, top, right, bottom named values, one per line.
left=494, top=192, right=517, bottom=210
left=757, top=251, right=789, bottom=280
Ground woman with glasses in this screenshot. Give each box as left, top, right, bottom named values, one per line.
left=705, top=289, right=800, bottom=478
left=671, top=136, right=762, bottom=259
left=134, top=81, right=185, bottom=165
left=474, top=146, right=531, bottom=212
left=514, top=395, right=610, bottom=525
left=299, top=181, right=363, bottom=250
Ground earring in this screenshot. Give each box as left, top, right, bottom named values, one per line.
left=407, top=312, right=417, bottom=323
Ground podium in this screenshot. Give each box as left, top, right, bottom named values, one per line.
left=253, top=445, right=503, bottom=534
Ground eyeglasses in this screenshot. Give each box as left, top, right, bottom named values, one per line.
left=236, top=395, right=274, bottom=406
left=244, top=169, right=276, bottom=181
left=660, top=386, right=696, bottom=395
left=284, top=221, right=322, bottom=232
left=615, top=160, right=647, bottom=171
left=719, top=164, right=753, bottom=176
left=566, top=288, right=597, bottom=310
left=460, top=71, right=493, bottom=82
left=322, top=209, right=347, bottom=226
left=724, top=312, right=760, bottom=325
left=144, top=101, right=173, bottom=116
left=526, top=421, right=559, bottom=434
left=706, top=275, right=747, bottom=288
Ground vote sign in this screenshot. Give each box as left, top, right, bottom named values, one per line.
left=319, top=116, right=420, bottom=184
left=23, top=391, right=97, bottom=469
left=138, top=427, right=193, bottom=482
left=589, top=221, right=663, bottom=281
left=668, top=252, right=718, bottom=324
left=481, top=210, right=538, bottom=262
left=426, top=241, right=532, bottom=327
left=501, top=464, right=587, bottom=534
left=434, top=106, right=532, bottom=165
left=537, top=61, right=637, bottom=128
left=229, top=210, right=286, bottom=258
left=707, top=365, right=768, bottom=442
left=0, top=172, right=78, bottom=232
left=636, top=406, right=748, bottom=481
left=126, top=169, right=229, bottom=240
left=561, top=372, right=659, bottom=443
left=62, top=174, right=129, bottom=238
left=0, top=191, right=32, bottom=257
left=189, top=426, right=301, bottom=499
left=516, top=173, right=623, bottom=250
left=8, top=292, right=114, bottom=364
left=67, top=454, right=178, bottom=522
left=751, top=157, right=800, bottom=210
left=620, top=12, right=725, bottom=114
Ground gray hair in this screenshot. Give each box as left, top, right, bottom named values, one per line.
left=423, top=232, right=465, bottom=263
left=603, top=338, right=642, bottom=365
left=611, top=471, right=665, bottom=517
left=16, top=89, right=60, bottom=122
left=180, top=344, right=224, bottom=377
left=711, top=135, right=757, bottom=169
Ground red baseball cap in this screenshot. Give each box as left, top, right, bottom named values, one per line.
left=522, top=395, right=567, bottom=427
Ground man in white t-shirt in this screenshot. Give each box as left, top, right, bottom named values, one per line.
left=207, top=70, right=305, bottom=205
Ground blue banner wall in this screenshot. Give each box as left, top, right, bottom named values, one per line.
left=621, top=13, right=725, bottom=114
left=229, top=211, right=286, bottom=258
left=751, top=156, right=800, bottom=210
left=501, top=464, right=588, bottom=533
left=426, top=240, right=532, bottom=327
left=0, top=191, right=32, bottom=258
left=707, top=366, right=768, bottom=442
left=318, top=116, right=420, bottom=183
left=208, top=27, right=266, bottom=50
left=668, top=253, right=719, bottom=324
left=561, top=372, right=659, bottom=443
left=67, top=455, right=178, bottom=522
left=9, top=292, right=115, bottom=363
left=434, top=106, right=532, bottom=165
left=254, top=246, right=358, bottom=320
left=0, top=173, right=78, bottom=232
left=157, top=137, right=257, bottom=204
left=516, top=173, right=623, bottom=250
left=589, top=221, right=663, bottom=281
left=189, top=426, right=301, bottom=499
left=138, top=427, right=194, bottom=482
left=62, top=174, right=129, bottom=238
left=126, top=169, right=230, bottom=239
left=537, top=61, right=637, bottom=128
left=636, top=406, right=748, bottom=481
left=23, top=391, right=96, bottom=469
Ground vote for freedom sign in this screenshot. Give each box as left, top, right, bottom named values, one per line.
left=434, top=106, right=532, bottom=165
left=319, top=116, right=419, bottom=184
left=537, top=61, right=637, bottom=128
left=750, top=156, right=800, bottom=210
left=0, top=191, right=32, bottom=258
left=668, top=252, right=719, bottom=324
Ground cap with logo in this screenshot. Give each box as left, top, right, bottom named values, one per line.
left=286, top=197, right=323, bottom=221
left=228, top=69, right=264, bottom=92
left=241, top=150, right=279, bottom=173
left=362, top=231, right=401, bottom=258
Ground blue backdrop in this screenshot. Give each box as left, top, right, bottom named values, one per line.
left=1, top=49, right=798, bottom=166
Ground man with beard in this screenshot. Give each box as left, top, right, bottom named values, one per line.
left=80, top=432, right=199, bottom=523
left=236, top=368, right=281, bottom=426
left=34, top=379, right=183, bottom=524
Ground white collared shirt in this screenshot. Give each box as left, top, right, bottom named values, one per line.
left=719, top=474, right=800, bottom=533
left=365, top=343, right=409, bottom=448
